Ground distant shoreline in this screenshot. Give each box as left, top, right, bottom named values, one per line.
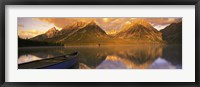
left=18, top=44, right=182, bottom=49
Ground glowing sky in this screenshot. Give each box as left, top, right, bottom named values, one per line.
left=18, top=17, right=181, bottom=39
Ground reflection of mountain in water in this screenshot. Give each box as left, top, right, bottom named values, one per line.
left=149, top=58, right=180, bottom=69
left=96, top=56, right=180, bottom=69
left=96, top=55, right=155, bottom=69
left=162, top=45, right=182, bottom=66
left=18, top=45, right=182, bottom=69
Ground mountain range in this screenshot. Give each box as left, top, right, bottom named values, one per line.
left=30, top=19, right=182, bottom=45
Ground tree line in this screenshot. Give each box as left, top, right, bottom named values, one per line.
left=18, top=37, right=63, bottom=47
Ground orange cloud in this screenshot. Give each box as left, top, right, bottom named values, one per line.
left=143, top=18, right=182, bottom=25
left=18, top=29, right=45, bottom=39
left=33, top=18, right=96, bottom=28
left=18, top=23, right=24, bottom=28
left=103, top=18, right=109, bottom=22
left=153, top=24, right=170, bottom=30
left=32, top=17, right=181, bottom=33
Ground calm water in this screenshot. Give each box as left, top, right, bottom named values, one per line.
left=18, top=45, right=182, bottom=69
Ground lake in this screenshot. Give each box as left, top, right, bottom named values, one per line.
left=18, top=45, right=182, bottom=69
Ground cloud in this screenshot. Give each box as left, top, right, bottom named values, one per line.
left=32, top=17, right=181, bottom=33
left=144, top=18, right=182, bottom=25
left=33, top=18, right=93, bottom=28
left=18, top=29, right=45, bottom=39
left=153, top=24, right=170, bottom=31
left=18, top=23, right=24, bottom=28
left=34, top=18, right=125, bottom=28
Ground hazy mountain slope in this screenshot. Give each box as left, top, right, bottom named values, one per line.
left=45, top=22, right=87, bottom=42
left=31, top=22, right=87, bottom=42
left=31, top=27, right=58, bottom=41
left=160, top=22, right=182, bottom=44
left=58, top=21, right=109, bottom=44
left=116, top=19, right=163, bottom=43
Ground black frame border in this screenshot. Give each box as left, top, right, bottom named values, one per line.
left=0, top=0, right=199, bottom=87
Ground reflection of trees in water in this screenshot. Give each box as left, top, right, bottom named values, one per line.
left=18, top=47, right=66, bottom=58
left=130, top=56, right=153, bottom=65
left=162, top=45, right=182, bottom=65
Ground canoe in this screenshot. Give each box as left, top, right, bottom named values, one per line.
left=18, top=52, right=79, bottom=69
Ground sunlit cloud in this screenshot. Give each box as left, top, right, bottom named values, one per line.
left=125, top=21, right=131, bottom=25
left=33, top=18, right=92, bottom=28
left=144, top=18, right=181, bottom=25
left=103, top=18, right=109, bottom=22
left=18, top=23, right=24, bottom=28
left=153, top=24, right=170, bottom=31
left=18, top=29, right=46, bottom=39
left=34, top=17, right=181, bottom=30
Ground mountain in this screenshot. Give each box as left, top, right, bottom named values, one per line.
left=116, top=19, right=163, bottom=43
left=31, top=27, right=59, bottom=41
left=31, top=21, right=109, bottom=45
left=160, top=22, right=182, bottom=44
left=31, top=22, right=87, bottom=42
left=58, top=21, right=87, bottom=35
left=46, top=21, right=87, bottom=42
left=58, top=20, right=109, bottom=44
left=45, top=27, right=59, bottom=38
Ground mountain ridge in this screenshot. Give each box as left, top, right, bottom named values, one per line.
left=30, top=20, right=181, bottom=45
left=160, top=21, right=182, bottom=44
left=116, top=19, right=163, bottom=43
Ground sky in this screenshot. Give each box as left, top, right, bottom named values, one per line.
left=18, top=17, right=181, bottom=39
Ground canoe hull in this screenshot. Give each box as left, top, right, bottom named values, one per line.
left=18, top=52, right=79, bottom=69
left=39, top=57, right=78, bottom=69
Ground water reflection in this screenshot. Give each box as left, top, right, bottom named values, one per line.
left=18, top=45, right=182, bottom=69
left=18, top=54, right=41, bottom=64
left=96, top=56, right=180, bottom=69
left=96, top=55, right=153, bottom=69
left=149, top=58, right=180, bottom=69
